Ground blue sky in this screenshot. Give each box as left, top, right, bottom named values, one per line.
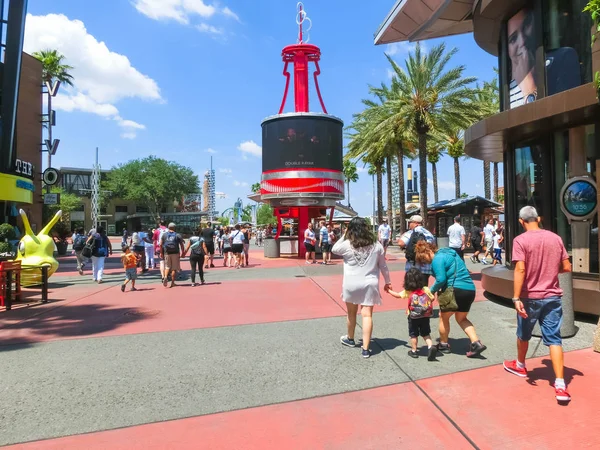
left=25, top=0, right=500, bottom=218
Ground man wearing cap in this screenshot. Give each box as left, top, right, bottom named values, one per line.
left=447, top=215, right=466, bottom=259
left=504, top=206, right=572, bottom=402
left=398, top=215, right=435, bottom=283
left=160, top=222, right=185, bottom=288
left=378, top=218, right=392, bottom=258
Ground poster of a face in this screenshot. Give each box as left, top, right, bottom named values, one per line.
left=507, top=7, right=537, bottom=109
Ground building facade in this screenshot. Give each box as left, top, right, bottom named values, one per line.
left=376, top=0, right=600, bottom=315
left=0, top=1, right=43, bottom=232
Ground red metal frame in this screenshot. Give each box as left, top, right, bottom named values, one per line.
left=265, top=4, right=339, bottom=257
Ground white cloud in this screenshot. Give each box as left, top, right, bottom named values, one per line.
left=121, top=132, right=137, bottom=140
left=387, top=69, right=395, bottom=80
left=219, top=168, right=232, bottom=174
left=197, top=23, right=223, bottom=35
left=356, top=166, right=368, bottom=173
left=233, top=180, right=248, bottom=187
left=222, top=7, right=240, bottom=22
left=24, top=14, right=161, bottom=138
left=215, top=191, right=228, bottom=199
left=428, top=178, right=455, bottom=191
left=133, top=0, right=216, bottom=24
left=385, top=42, right=415, bottom=56
left=237, top=140, right=262, bottom=157
left=205, top=148, right=217, bottom=154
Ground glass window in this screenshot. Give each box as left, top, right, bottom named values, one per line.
left=543, top=0, right=593, bottom=96
left=514, top=142, right=554, bottom=234
left=136, top=206, right=149, bottom=213
left=115, top=205, right=128, bottom=213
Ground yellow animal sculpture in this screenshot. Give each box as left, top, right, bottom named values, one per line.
left=16, top=208, right=62, bottom=286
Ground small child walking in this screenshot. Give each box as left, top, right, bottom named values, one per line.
left=387, top=267, right=436, bottom=361
left=121, top=246, right=139, bottom=292
left=492, top=232, right=503, bottom=266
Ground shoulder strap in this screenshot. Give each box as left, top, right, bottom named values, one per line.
left=449, top=253, right=458, bottom=287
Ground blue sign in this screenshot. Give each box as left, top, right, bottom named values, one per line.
left=562, top=179, right=597, bottom=219
left=16, top=179, right=34, bottom=192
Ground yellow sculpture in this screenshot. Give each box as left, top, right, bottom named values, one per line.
left=16, top=208, right=62, bottom=286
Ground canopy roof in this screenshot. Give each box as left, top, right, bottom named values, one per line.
left=405, top=195, right=503, bottom=215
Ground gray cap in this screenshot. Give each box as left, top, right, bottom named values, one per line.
left=168, top=222, right=176, bottom=229
left=519, top=206, right=538, bottom=222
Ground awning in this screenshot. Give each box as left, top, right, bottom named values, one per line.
left=374, top=0, right=475, bottom=46
left=403, top=195, right=502, bottom=216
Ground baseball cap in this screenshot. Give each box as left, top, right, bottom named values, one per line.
left=409, top=215, right=423, bottom=224
left=168, top=222, right=176, bottom=229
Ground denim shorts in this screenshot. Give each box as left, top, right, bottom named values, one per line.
left=517, top=297, right=563, bottom=346
left=125, top=268, right=137, bottom=280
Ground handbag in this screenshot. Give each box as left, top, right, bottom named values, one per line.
left=437, top=254, right=459, bottom=312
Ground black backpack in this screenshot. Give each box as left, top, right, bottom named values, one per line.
left=164, top=231, right=180, bottom=254
left=405, top=231, right=426, bottom=262
left=191, top=238, right=205, bottom=256
left=81, top=238, right=95, bottom=258
left=73, top=234, right=86, bottom=251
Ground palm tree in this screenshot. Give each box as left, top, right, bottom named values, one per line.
left=445, top=130, right=465, bottom=199
left=427, top=141, right=443, bottom=203
left=342, top=159, right=359, bottom=208
left=251, top=182, right=261, bottom=194
left=382, top=43, right=482, bottom=219
left=366, top=156, right=385, bottom=224
left=385, top=153, right=394, bottom=225
left=32, top=49, right=74, bottom=172
left=476, top=72, right=500, bottom=200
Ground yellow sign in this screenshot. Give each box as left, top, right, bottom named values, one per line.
left=0, top=172, right=34, bottom=203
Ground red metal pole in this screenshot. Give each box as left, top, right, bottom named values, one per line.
left=293, top=50, right=309, bottom=112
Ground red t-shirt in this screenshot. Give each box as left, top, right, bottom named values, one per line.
left=511, top=229, right=568, bottom=299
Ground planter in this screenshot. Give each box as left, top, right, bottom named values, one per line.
left=55, top=241, right=69, bottom=256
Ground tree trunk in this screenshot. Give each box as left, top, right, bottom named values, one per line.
left=483, top=160, right=491, bottom=199
left=418, top=133, right=428, bottom=219
left=376, top=170, right=384, bottom=224
left=386, top=157, right=393, bottom=226
left=454, top=157, right=461, bottom=199
left=432, top=162, right=439, bottom=203
left=493, top=162, right=499, bottom=202
left=347, top=181, right=351, bottom=207
left=396, top=149, right=406, bottom=234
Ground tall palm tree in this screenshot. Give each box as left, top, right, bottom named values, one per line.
left=32, top=49, right=74, bottom=172
left=342, top=159, right=359, bottom=208
left=367, top=158, right=385, bottom=223
left=476, top=73, right=500, bottom=200
left=427, top=141, right=443, bottom=203
left=381, top=43, right=482, bottom=219
left=385, top=153, right=394, bottom=225
left=445, top=130, right=465, bottom=199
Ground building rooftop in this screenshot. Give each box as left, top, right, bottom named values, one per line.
left=374, top=0, right=474, bottom=46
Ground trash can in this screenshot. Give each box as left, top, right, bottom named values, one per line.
left=437, top=237, right=449, bottom=248
left=264, top=238, right=280, bottom=258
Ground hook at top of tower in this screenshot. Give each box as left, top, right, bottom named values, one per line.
left=296, top=2, right=312, bottom=44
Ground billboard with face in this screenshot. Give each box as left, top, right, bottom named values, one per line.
left=507, top=7, right=537, bottom=109
left=262, top=115, right=343, bottom=173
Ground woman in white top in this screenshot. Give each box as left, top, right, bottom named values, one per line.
left=304, top=222, right=317, bottom=264
left=332, top=217, right=392, bottom=358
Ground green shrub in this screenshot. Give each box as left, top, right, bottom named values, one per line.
left=0, top=241, right=15, bottom=257
left=0, top=223, right=16, bottom=241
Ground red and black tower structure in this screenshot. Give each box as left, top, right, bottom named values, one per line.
left=260, top=3, right=344, bottom=257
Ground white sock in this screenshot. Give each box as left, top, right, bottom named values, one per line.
left=555, top=378, right=566, bottom=389
left=516, top=360, right=526, bottom=369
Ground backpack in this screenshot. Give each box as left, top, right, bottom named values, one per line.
left=191, top=237, right=205, bottom=256
left=94, top=235, right=107, bottom=257
left=470, top=226, right=481, bottom=243
left=405, top=231, right=426, bottom=262
left=164, top=231, right=180, bottom=254
left=82, top=237, right=95, bottom=258
left=408, top=290, right=433, bottom=319
left=73, top=234, right=86, bottom=251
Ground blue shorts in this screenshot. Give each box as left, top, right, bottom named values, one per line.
left=125, top=268, right=137, bottom=281
left=517, top=297, right=562, bottom=346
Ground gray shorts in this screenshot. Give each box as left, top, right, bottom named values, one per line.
left=125, top=268, right=137, bottom=280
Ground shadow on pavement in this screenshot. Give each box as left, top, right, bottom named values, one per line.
left=0, top=303, right=155, bottom=347
left=372, top=337, right=408, bottom=355
left=526, top=359, right=584, bottom=387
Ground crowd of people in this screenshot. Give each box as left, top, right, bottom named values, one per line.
left=337, top=207, right=572, bottom=403
left=71, top=221, right=260, bottom=289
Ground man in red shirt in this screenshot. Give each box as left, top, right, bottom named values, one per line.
left=503, top=206, right=572, bottom=402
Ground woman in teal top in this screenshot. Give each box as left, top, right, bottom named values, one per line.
left=415, top=242, right=487, bottom=358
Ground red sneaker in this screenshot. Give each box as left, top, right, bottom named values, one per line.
left=554, top=386, right=571, bottom=402
left=503, top=360, right=527, bottom=377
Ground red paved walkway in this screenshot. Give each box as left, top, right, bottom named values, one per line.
left=7, top=349, right=598, bottom=450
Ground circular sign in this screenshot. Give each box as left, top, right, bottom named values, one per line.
left=560, top=177, right=597, bottom=221
left=42, top=168, right=60, bottom=186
